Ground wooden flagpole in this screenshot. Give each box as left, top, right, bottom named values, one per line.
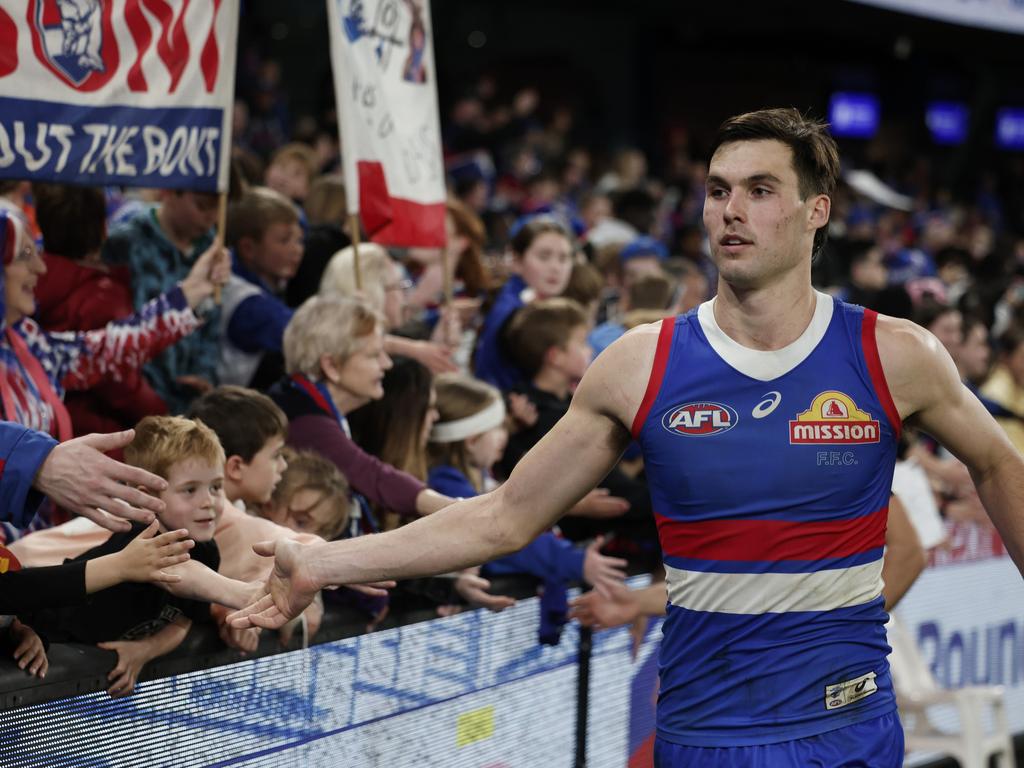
left=213, top=192, right=228, bottom=304
left=350, top=212, right=362, bottom=291
left=440, top=224, right=453, bottom=346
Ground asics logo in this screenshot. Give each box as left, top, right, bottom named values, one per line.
left=751, top=391, right=782, bottom=419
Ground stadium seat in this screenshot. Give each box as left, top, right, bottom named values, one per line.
left=888, top=615, right=1017, bottom=768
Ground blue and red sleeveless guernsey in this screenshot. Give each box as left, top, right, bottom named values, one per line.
left=632, top=291, right=901, bottom=748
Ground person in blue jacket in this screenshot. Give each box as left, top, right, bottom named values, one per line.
left=427, top=373, right=625, bottom=643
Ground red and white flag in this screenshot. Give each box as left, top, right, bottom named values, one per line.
left=0, top=0, right=239, bottom=193
left=327, top=0, right=446, bottom=246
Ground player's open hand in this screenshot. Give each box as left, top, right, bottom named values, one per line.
left=227, top=539, right=320, bottom=630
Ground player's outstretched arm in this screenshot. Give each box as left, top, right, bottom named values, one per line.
left=229, top=323, right=661, bottom=629
left=877, top=315, right=1024, bottom=575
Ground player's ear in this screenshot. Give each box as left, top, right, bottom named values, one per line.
left=808, top=193, right=830, bottom=232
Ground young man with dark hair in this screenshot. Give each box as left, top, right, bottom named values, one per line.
left=233, top=108, right=1024, bottom=766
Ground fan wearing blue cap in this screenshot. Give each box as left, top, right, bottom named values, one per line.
left=588, top=235, right=668, bottom=358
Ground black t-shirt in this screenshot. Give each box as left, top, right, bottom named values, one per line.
left=21, top=522, right=220, bottom=644
left=497, top=383, right=569, bottom=480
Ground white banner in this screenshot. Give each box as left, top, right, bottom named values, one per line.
left=0, top=0, right=239, bottom=193
left=896, top=521, right=1024, bottom=765
left=846, top=0, right=1024, bottom=34
left=326, top=0, right=446, bottom=246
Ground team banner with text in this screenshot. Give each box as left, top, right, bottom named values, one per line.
left=0, top=0, right=239, bottom=193
left=327, top=0, right=446, bottom=246
left=846, top=0, right=1024, bottom=34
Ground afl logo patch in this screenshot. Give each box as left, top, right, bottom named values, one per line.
left=662, top=402, right=738, bottom=436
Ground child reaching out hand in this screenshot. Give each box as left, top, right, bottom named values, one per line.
left=19, top=417, right=262, bottom=696
left=0, top=521, right=193, bottom=679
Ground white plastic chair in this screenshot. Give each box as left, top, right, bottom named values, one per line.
left=887, top=615, right=1017, bottom=768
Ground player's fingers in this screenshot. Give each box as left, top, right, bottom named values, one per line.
left=227, top=594, right=275, bottom=627
left=248, top=606, right=287, bottom=630
left=251, top=541, right=276, bottom=558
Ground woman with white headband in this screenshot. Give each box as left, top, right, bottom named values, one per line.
left=428, top=373, right=627, bottom=643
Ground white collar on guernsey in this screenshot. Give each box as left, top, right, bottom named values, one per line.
left=696, top=290, right=834, bottom=381
left=430, top=399, right=507, bottom=443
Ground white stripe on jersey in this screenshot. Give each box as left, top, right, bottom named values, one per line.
left=665, top=559, right=883, bottom=615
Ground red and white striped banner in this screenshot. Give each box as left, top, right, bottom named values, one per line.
left=0, top=0, right=239, bottom=192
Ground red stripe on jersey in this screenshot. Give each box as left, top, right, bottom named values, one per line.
left=630, top=317, right=675, bottom=439
left=655, top=507, right=889, bottom=562
left=861, top=309, right=901, bottom=441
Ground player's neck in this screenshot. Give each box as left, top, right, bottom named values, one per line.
left=712, top=275, right=817, bottom=351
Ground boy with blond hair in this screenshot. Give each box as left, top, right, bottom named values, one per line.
left=20, top=416, right=261, bottom=696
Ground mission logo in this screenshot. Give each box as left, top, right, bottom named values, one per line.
left=789, top=391, right=880, bottom=444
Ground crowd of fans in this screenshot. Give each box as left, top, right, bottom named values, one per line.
left=0, top=63, right=1022, bottom=699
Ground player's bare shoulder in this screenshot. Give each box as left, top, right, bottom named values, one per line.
left=574, top=319, right=664, bottom=430
left=873, top=312, right=961, bottom=420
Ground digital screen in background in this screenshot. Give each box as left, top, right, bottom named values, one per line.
left=996, top=108, right=1024, bottom=149
left=829, top=92, right=881, bottom=138
left=925, top=102, right=969, bottom=145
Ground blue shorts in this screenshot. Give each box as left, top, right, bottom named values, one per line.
left=654, top=712, right=904, bottom=768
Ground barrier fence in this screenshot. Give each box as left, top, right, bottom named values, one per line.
left=0, top=577, right=660, bottom=767
left=1, top=522, right=1022, bottom=767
